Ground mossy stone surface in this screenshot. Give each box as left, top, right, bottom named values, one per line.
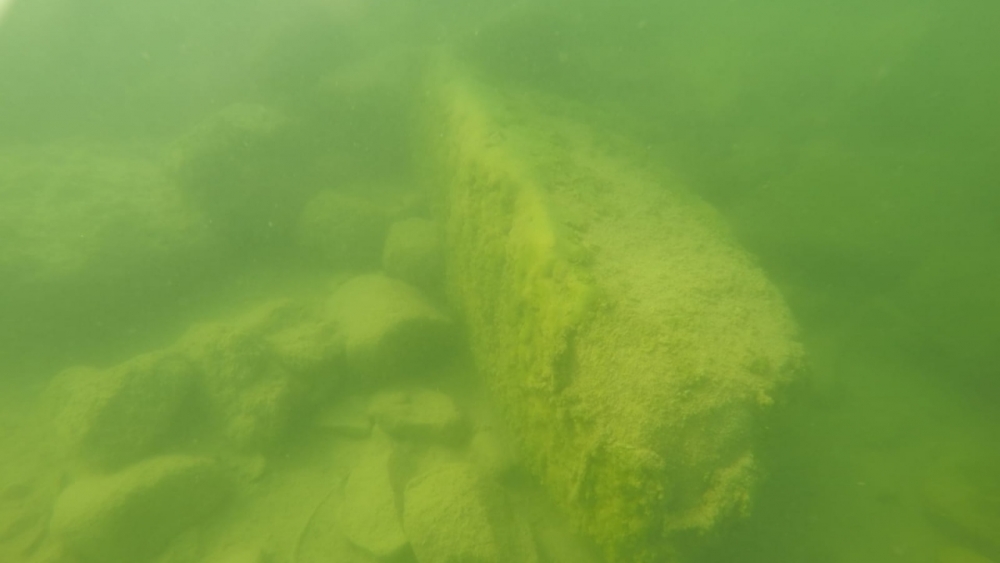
left=425, top=67, right=803, bottom=562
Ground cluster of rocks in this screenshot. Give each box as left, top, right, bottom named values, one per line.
left=1, top=100, right=437, bottom=380
left=46, top=297, right=344, bottom=472
left=167, top=102, right=433, bottom=274
left=30, top=211, right=582, bottom=563
left=40, top=292, right=346, bottom=562
left=297, top=384, right=540, bottom=563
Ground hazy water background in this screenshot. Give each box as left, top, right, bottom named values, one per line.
left=1, top=1, right=998, bottom=561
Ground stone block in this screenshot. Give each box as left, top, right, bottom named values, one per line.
left=422, top=65, right=803, bottom=562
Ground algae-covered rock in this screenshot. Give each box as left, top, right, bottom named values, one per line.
left=48, top=351, right=196, bottom=470
left=369, top=389, right=465, bottom=445
left=267, top=317, right=345, bottom=377
left=0, top=145, right=212, bottom=288
left=402, top=462, right=538, bottom=563
left=47, top=297, right=345, bottom=462
left=336, top=439, right=409, bottom=559
left=424, top=67, right=803, bottom=562
left=167, top=103, right=313, bottom=252
left=178, top=299, right=342, bottom=452
left=50, top=456, right=231, bottom=563
left=0, top=144, right=216, bottom=374
left=329, top=274, right=457, bottom=380
left=181, top=320, right=297, bottom=451
left=382, top=218, right=445, bottom=293
left=296, top=190, right=389, bottom=269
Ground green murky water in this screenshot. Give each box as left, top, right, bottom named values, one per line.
left=1, top=1, right=998, bottom=563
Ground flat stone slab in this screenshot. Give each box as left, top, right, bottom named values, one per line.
left=328, top=274, right=457, bottom=380
left=336, top=441, right=409, bottom=559
left=47, top=351, right=196, bottom=470
left=368, top=390, right=465, bottom=444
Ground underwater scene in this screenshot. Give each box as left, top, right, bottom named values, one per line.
left=0, top=1, right=998, bottom=562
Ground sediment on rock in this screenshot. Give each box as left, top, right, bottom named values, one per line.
left=422, top=61, right=803, bottom=562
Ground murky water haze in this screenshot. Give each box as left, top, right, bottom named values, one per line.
left=1, top=1, right=998, bottom=562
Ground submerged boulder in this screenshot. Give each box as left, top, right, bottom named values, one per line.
left=177, top=299, right=343, bottom=452
left=181, top=319, right=298, bottom=452
left=336, top=439, right=409, bottom=560
left=50, top=455, right=231, bottom=563
left=48, top=351, right=196, bottom=470
left=328, top=274, right=457, bottom=380
left=48, top=296, right=346, bottom=464
left=424, top=66, right=803, bottom=562
left=167, top=103, right=311, bottom=253
left=0, top=146, right=213, bottom=290
left=0, top=145, right=216, bottom=376
left=402, top=463, right=538, bottom=563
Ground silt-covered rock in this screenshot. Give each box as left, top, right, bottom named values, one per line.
left=167, top=103, right=313, bottom=253
left=402, top=462, right=538, bottom=563
left=336, top=439, right=409, bottom=560
left=177, top=299, right=343, bottom=452
left=329, top=274, right=457, bottom=380
left=424, top=68, right=803, bottom=562
left=49, top=455, right=231, bottom=563
left=47, top=351, right=196, bottom=470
